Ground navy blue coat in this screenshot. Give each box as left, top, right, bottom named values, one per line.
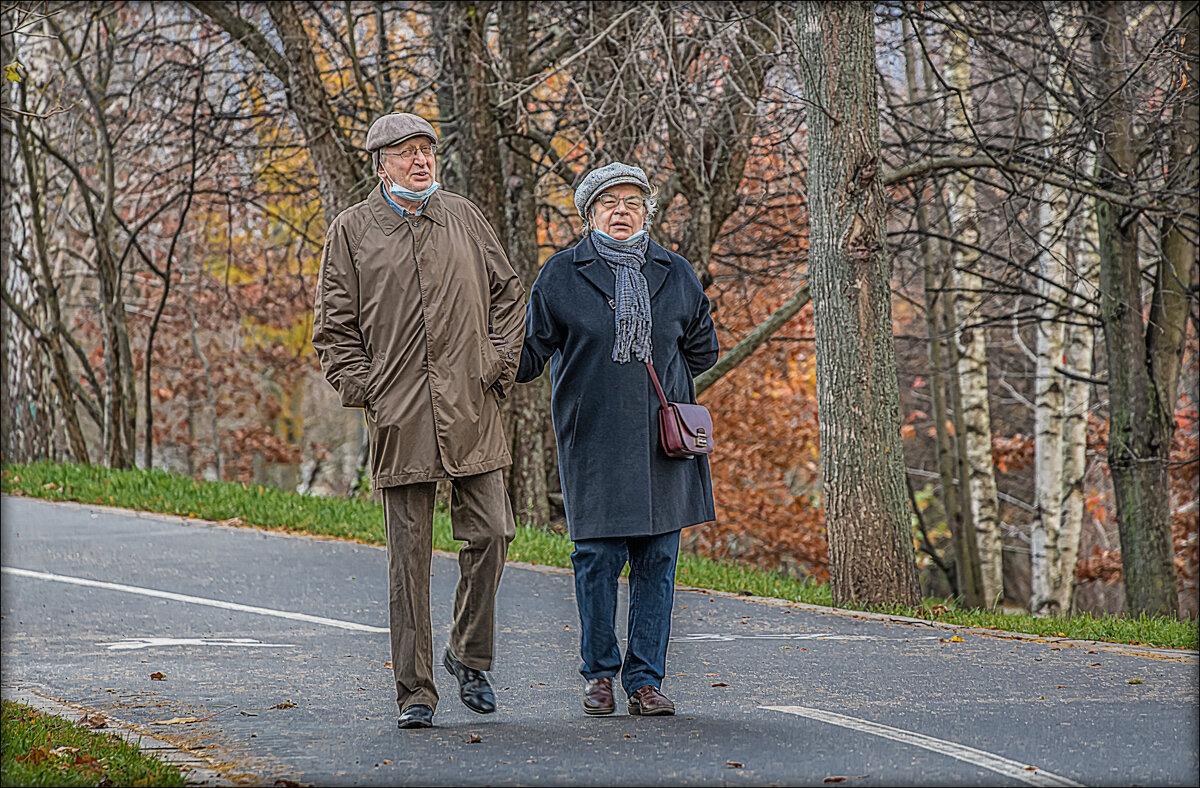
left=516, top=235, right=720, bottom=540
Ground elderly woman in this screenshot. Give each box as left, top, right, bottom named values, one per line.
left=515, top=162, right=719, bottom=717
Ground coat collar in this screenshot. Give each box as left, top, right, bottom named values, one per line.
left=369, top=185, right=447, bottom=234
left=572, top=234, right=672, bottom=301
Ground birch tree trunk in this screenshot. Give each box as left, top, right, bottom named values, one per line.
left=1054, top=197, right=1100, bottom=613
left=903, top=17, right=984, bottom=606
left=797, top=0, right=921, bottom=608
left=1030, top=88, right=1070, bottom=615
left=945, top=20, right=1005, bottom=606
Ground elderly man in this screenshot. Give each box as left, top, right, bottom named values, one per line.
left=312, top=112, right=526, bottom=729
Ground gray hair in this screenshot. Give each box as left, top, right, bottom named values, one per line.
left=583, top=186, right=659, bottom=233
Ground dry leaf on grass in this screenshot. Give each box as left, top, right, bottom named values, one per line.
left=17, top=747, right=51, bottom=765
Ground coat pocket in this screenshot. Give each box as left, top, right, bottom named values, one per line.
left=480, top=338, right=505, bottom=390
left=364, top=353, right=385, bottom=410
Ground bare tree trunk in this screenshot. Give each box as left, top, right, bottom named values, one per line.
left=1054, top=196, right=1100, bottom=614
left=1086, top=0, right=1184, bottom=617
left=945, top=20, right=1004, bottom=607
left=498, top=0, right=549, bottom=529
left=184, top=277, right=222, bottom=480
left=6, top=47, right=90, bottom=465
left=797, top=0, right=921, bottom=608
left=1030, top=108, right=1070, bottom=616
left=903, top=18, right=983, bottom=606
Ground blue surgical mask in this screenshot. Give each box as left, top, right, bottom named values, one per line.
left=381, top=170, right=440, bottom=202
left=593, top=228, right=647, bottom=246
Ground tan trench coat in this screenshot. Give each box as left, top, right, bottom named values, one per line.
left=313, top=187, right=526, bottom=487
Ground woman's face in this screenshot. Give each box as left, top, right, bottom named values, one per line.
left=591, top=184, right=648, bottom=241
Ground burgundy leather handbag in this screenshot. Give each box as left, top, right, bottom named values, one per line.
left=645, top=360, right=713, bottom=459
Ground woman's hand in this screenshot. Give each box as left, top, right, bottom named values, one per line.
left=489, top=332, right=507, bottom=350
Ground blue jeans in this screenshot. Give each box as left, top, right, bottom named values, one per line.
left=570, top=530, right=681, bottom=697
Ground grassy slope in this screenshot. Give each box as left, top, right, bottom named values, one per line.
left=1, top=700, right=184, bottom=787
left=2, top=460, right=1195, bottom=650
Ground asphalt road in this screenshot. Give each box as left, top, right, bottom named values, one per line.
left=2, top=495, right=1197, bottom=787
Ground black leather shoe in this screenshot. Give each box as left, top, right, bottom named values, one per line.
left=397, top=704, right=433, bottom=729
left=443, top=648, right=496, bottom=714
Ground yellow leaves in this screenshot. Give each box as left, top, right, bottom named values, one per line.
left=3, top=60, right=23, bottom=82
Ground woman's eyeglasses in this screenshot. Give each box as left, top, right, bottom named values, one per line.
left=596, top=194, right=646, bottom=212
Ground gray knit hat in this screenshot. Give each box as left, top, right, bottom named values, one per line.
left=574, top=162, right=652, bottom=220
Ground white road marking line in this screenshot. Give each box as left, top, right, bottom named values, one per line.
left=2, top=567, right=388, bottom=634
left=672, top=633, right=939, bottom=643
left=762, top=706, right=1083, bottom=787
left=99, top=637, right=297, bottom=651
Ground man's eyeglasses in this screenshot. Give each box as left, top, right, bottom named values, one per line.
left=382, top=143, right=437, bottom=163
left=596, top=194, right=646, bottom=212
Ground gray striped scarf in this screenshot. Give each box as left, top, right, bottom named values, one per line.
left=591, top=230, right=653, bottom=363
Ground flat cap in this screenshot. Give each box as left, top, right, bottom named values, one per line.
left=574, top=162, right=651, bottom=219
left=365, top=112, right=438, bottom=152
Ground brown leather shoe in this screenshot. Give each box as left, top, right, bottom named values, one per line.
left=583, top=677, right=615, bottom=715
left=627, top=685, right=675, bottom=716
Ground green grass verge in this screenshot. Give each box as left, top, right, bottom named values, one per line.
left=1, top=700, right=184, bottom=787
left=3, top=460, right=1196, bottom=650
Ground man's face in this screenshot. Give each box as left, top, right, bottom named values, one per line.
left=378, top=135, right=437, bottom=193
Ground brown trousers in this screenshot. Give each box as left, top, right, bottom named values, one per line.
left=382, top=469, right=515, bottom=712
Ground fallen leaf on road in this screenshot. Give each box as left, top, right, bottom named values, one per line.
left=269, top=701, right=296, bottom=709
left=464, top=734, right=482, bottom=743
left=384, top=661, right=392, bottom=668
left=149, top=672, right=166, bottom=681
left=823, top=778, right=846, bottom=784
left=78, top=713, right=108, bottom=729
left=711, top=682, right=729, bottom=687
left=219, top=516, right=245, bottom=527
left=151, top=717, right=205, bottom=725
left=382, top=760, right=391, bottom=764
left=1127, top=679, right=1143, bottom=684
left=1024, top=766, right=1038, bottom=771
left=725, top=762, right=743, bottom=768
left=705, top=673, right=719, bottom=676
left=1090, top=663, right=1101, bottom=666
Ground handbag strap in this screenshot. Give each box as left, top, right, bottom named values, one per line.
left=644, top=360, right=670, bottom=409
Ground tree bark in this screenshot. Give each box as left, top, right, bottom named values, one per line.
left=903, top=17, right=983, bottom=606
left=796, top=1, right=921, bottom=608
left=1054, top=196, right=1100, bottom=614
left=944, top=19, right=1005, bottom=607
left=1030, top=100, right=1070, bottom=616
left=1086, top=0, right=1182, bottom=617
left=498, top=0, right=550, bottom=529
